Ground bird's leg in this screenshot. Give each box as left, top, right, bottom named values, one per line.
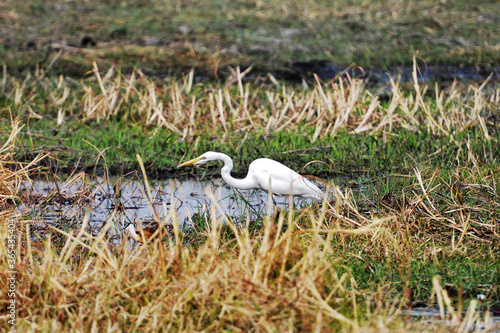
left=269, top=195, right=280, bottom=222
left=272, top=197, right=280, bottom=223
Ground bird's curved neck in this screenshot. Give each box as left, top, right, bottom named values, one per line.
left=217, top=153, right=256, bottom=190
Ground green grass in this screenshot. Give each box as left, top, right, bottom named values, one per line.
left=1, top=0, right=499, bottom=78
left=10, top=115, right=500, bottom=181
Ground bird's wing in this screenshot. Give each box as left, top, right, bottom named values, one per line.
left=250, top=159, right=322, bottom=198
left=291, top=173, right=324, bottom=199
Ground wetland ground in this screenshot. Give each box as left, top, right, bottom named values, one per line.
left=1, top=0, right=499, bottom=331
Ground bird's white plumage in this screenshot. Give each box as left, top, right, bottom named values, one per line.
left=177, top=151, right=324, bottom=200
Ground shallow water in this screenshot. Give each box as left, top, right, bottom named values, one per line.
left=18, top=177, right=325, bottom=236
left=403, top=307, right=500, bottom=332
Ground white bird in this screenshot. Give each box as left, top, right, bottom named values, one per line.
left=177, top=151, right=324, bottom=201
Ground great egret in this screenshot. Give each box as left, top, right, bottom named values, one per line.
left=177, top=151, right=324, bottom=201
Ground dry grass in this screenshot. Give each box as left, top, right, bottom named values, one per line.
left=0, top=118, right=45, bottom=217
left=2, top=189, right=498, bottom=331
left=3, top=61, right=498, bottom=146
left=68, top=65, right=500, bottom=142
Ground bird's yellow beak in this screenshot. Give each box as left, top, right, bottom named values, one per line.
left=177, top=156, right=203, bottom=168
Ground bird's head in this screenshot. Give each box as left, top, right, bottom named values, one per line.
left=177, top=151, right=218, bottom=167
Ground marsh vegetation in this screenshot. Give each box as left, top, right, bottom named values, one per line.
left=1, top=0, right=499, bottom=331
left=1, top=60, right=499, bottom=331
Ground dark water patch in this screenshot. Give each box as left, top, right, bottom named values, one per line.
left=277, top=60, right=500, bottom=87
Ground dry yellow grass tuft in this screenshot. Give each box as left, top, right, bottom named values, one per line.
left=77, top=64, right=498, bottom=142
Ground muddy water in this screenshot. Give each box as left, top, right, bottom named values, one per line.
left=19, top=177, right=324, bottom=235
